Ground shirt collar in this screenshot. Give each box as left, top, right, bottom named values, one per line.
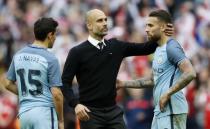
left=88, top=35, right=106, bottom=49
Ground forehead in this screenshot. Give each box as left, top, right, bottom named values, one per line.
left=146, top=17, right=159, bottom=24
left=92, top=11, right=106, bottom=21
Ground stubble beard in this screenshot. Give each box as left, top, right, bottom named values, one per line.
left=97, top=31, right=107, bottom=39
left=148, top=35, right=160, bottom=42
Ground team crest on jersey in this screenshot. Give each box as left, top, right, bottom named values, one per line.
left=157, top=55, right=163, bottom=64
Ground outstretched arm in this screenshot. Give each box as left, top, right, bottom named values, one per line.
left=121, top=23, right=174, bottom=57
left=117, top=76, right=154, bottom=89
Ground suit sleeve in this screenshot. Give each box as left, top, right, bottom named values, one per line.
left=61, top=47, right=79, bottom=107
left=116, top=39, right=158, bottom=57
left=166, top=40, right=187, bottom=66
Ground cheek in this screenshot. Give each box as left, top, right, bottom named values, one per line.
left=152, top=28, right=161, bottom=35
left=93, top=25, right=100, bottom=32
left=92, top=25, right=96, bottom=31
left=149, top=30, right=155, bottom=35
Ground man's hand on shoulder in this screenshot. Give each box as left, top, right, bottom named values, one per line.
left=164, top=23, right=174, bottom=36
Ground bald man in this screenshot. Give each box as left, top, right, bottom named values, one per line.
left=62, top=9, right=173, bottom=129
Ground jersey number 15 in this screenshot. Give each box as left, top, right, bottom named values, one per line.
left=17, top=69, right=42, bottom=97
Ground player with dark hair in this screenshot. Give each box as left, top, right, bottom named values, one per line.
left=117, top=10, right=196, bottom=129
left=0, top=17, right=64, bottom=129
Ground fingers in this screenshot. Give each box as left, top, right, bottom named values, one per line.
left=165, top=23, right=174, bottom=36
left=75, top=104, right=90, bottom=121
left=167, top=23, right=173, bottom=27
left=165, top=31, right=173, bottom=36
left=159, top=94, right=170, bottom=112
left=84, top=106, right=91, bottom=112
left=159, top=100, right=167, bottom=112
left=159, top=96, right=165, bottom=112
left=164, top=29, right=174, bottom=36
left=116, top=79, right=120, bottom=89
left=159, top=101, right=165, bottom=112
left=116, top=79, right=123, bottom=90
left=77, top=109, right=90, bottom=121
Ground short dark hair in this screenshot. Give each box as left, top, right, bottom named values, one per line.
left=34, top=17, right=58, bottom=41
left=149, top=10, right=172, bottom=23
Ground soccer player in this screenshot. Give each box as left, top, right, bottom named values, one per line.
left=117, top=10, right=196, bottom=129
left=0, top=18, right=64, bottom=129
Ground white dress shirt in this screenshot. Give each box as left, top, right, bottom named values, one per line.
left=88, top=35, right=106, bottom=49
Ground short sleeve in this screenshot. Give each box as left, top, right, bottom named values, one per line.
left=7, top=58, right=16, bottom=81
left=48, top=58, right=63, bottom=87
left=166, top=40, right=187, bottom=66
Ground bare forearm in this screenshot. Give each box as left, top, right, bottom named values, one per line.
left=168, top=71, right=196, bottom=96
left=52, top=89, right=64, bottom=122
left=122, top=77, right=154, bottom=89
left=167, top=59, right=196, bottom=96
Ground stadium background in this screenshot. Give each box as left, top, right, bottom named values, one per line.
left=0, top=0, right=210, bottom=129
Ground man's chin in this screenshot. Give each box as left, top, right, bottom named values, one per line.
left=147, top=37, right=153, bottom=41
left=101, top=32, right=107, bottom=37
left=148, top=37, right=158, bottom=42
left=48, top=44, right=53, bottom=48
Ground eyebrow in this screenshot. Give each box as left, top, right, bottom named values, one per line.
left=146, top=23, right=153, bottom=26
left=96, top=17, right=107, bottom=22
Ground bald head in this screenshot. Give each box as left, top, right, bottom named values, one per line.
left=85, top=9, right=108, bottom=40
left=85, top=9, right=106, bottom=24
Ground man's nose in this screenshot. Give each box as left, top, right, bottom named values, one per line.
left=145, top=27, right=148, bottom=32
left=145, top=27, right=149, bottom=32
left=103, top=20, right=107, bottom=26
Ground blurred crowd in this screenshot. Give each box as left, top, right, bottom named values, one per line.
left=0, top=0, right=210, bottom=129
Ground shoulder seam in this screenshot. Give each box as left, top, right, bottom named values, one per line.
left=166, top=38, right=174, bottom=44
left=166, top=39, right=176, bottom=66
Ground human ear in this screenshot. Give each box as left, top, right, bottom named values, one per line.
left=86, top=22, right=92, bottom=31
left=160, top=23, right=166, bottom=32
left=48, top=32, right=54, bottom=38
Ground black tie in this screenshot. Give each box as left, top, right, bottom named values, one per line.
left=98, top=42, right=104, bottom=50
